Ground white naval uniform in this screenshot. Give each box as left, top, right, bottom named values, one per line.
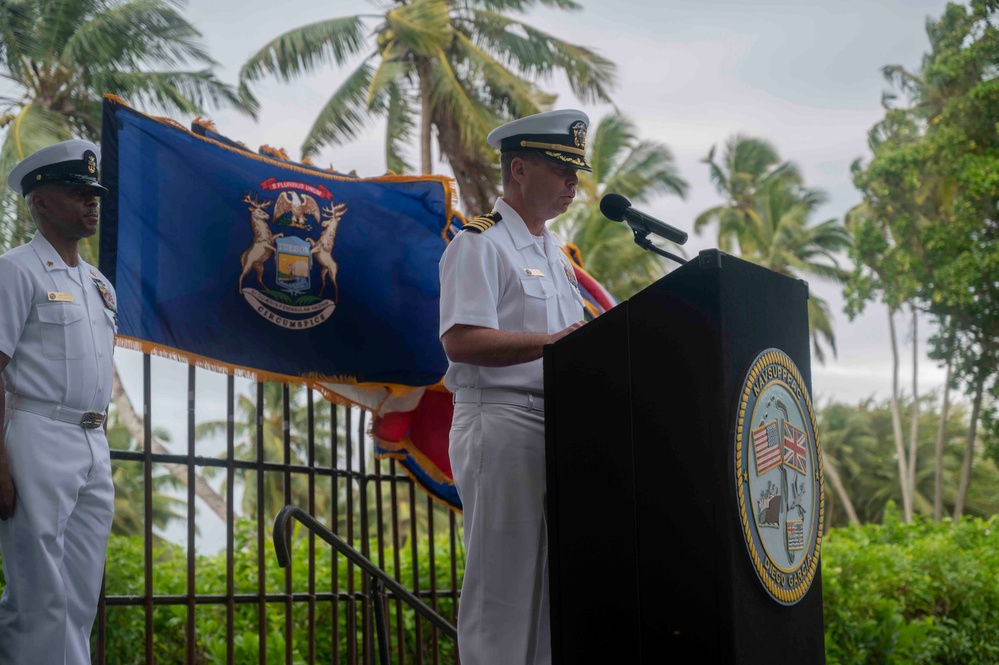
left=0, top=232, right=116, bottom=665
left=439, top=198, right=584, bottom=665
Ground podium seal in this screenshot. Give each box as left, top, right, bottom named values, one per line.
left=734, top=348, right=823, bottom=605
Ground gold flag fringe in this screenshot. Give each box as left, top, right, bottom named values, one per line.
left=114, top=336, right=424, bottom=410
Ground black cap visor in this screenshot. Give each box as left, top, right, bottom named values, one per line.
left=22, top=172, right=109, bottom=197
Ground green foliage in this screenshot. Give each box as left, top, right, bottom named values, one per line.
left=822, top=509, right=999, bottom=664
left=106, top=410, right=187, bottom=537
left=848, top=0, right=999, bottom=456
left=95, top=520, right=459, bottom=663
left=0, top=0, right=251, bottom=256
left=819, top=396, right=999, bottom=528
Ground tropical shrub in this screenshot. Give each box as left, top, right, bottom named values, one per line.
left=822, top=506, right=999, bottom=664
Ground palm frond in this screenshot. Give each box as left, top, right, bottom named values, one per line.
left=881, top=64, right=925, bottom=99
left=693, top=206, right=727, bottom=236
left=450, top=31, right=543, bottom=120
left=0, top=103, right=73, bottom=168
left=808, top=295, right=837, bottom=362
left=385, top=85, right=417, bottom=174
left=0, top=1, right=42, bottom=76
left=426, top=55, right=495, bottom=149
left=239, top=16, right=368, bottom=85
left=726, top=134, right=782, bottom=182
left=92, top=69, right=247, bottom=117
left=301, top=59, right=382, bottom=158
left=471, top=0, right=581, bottom=11
left=366, top=52, right=411, bottom=107
left=385, top=0, right=451, bottom=56
left=466, top=10, right=615, bottom=103
left=0, top=104, right=74, bottom=251
left=587, top=112, right=632, bottom=183
left=62, top=0, right=214, bottom=72
left=521, top=24, right=615, bottom=102
left=0, top=189, right=33, bottom=253
left=604, top=142, right=687, bottom=202
left=37, top=0, right=96, bottom=58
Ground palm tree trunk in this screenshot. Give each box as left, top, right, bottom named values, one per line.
left=952, top=366, right=985, bottom=520
left=111, top=365, right=229, bottom=521
left=419, top=68, right=433, bottom=176
left=906, top=307, right=919, bottom=514
left=432, top=108, right=500, bottom=215
left=934, top=323, right=955, bottom=521
left=822, top=452, right=859, bottom=528
left=888, top=307, right=914, bottom=521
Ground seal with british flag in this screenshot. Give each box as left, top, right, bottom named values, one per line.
left=734, top=348, right=824, bottom=605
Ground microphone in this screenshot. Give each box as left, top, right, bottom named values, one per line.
left=599, top=193, right=688, bottom=245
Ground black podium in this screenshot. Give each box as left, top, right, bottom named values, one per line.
left=544, top=249, right=825, bottom=664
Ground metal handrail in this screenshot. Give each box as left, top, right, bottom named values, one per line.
left=272, top=504, right=459, bottom=657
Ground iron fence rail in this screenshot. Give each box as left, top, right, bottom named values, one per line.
left=97, top=353, right=462, bottom=664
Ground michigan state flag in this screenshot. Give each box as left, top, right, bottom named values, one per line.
left=99, top=95, right=459, bottom=387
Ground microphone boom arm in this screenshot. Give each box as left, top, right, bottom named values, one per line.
left=631, top=228, right=687, bottom=265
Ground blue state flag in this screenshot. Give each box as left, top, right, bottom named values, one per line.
left=99, top=95, right=458, bottom=387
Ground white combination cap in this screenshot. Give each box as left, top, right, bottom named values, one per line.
left=6, top=138, right=109, bottom=196
left=486, top=109, right=592, bottom=172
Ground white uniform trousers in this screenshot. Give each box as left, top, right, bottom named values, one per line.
left=450, top=401, right=551, bottom=665
left=0, top=411, right=114, bottom=665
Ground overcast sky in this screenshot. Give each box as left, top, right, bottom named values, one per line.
left=102, top=0, right=964, bottom=549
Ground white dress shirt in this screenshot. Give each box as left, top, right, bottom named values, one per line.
left=439, top=198, right=584, bottom=394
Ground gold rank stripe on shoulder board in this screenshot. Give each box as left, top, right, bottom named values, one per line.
left=463, top=211, right=502, bottom=234
left=47, top=291, right=74, bottom=302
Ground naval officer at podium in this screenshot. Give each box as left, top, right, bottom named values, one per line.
left=439, top=110, right=590, bottom=665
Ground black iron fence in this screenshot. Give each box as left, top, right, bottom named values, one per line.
left=98, top=352, right=462, bottom=664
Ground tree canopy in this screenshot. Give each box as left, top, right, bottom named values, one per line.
left=848, top=0, right=999, bottom=519
left=238, top=0, right=616, bottom=214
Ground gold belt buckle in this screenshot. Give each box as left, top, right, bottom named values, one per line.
left=80, top=412, right=104, bottom=429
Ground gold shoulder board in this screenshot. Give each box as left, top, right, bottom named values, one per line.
left=464, top=211, right=502, bottom=234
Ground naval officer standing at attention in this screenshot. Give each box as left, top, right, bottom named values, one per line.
left=439, top=109, right=589, bottom=665
left=0, top=139, right=117, bottom=664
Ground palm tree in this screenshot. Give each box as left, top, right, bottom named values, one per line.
left=238, top=0, right=616, bottom=214
left=696, top=135, right=850, bottom=363
left=0, top=0, right=251, bottom=257
left=552, top=111, right=688, bottom=300
left=106, top=411, right=186, bottom=537
left=694, top=134, right=802, bottom=254
left=745, top=178, right=851, bottom=363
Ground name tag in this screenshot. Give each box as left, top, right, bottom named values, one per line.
left=524, top=268, right=545, bottom=277
left=47, top=292, right=74, bottom=302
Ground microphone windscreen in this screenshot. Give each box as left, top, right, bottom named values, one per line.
left=599, top=193, right=632, bottom=222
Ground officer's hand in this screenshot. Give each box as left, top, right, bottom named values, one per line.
left=549, top=320, right=585, bottom=345
left=0, top=455, right=16, bottom=520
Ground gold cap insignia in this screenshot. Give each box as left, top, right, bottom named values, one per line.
left=571, top=121, right=587, bottom=150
